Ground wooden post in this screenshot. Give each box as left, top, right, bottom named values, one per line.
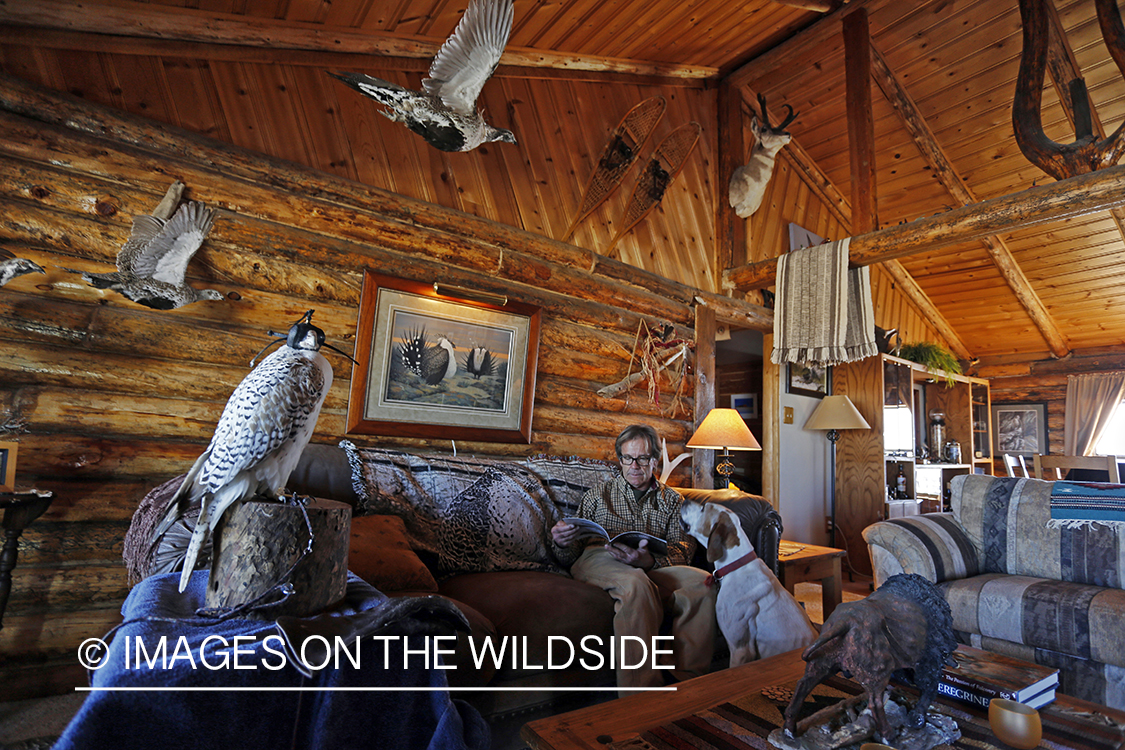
left=693, top=305, right=718, bottom=488
left=844, top=7, right=877, bottom=234
left=206, top=497, right=351, bottom=618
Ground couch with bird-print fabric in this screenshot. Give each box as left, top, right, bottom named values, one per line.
left=863, top=473, right=1125, bottom=710
left=126, top=440, right=784, bottom=718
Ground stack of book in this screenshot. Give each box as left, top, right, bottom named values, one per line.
left=937, top=645, right=1059, bottom=710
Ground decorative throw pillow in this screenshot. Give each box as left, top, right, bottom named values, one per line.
left=348, top=515, right=438, bottom=593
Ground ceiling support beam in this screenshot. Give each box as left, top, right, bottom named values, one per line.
left=0, top=0, right=716, bottom=81
left=869, top=45, right=1070, bottom=359
left=723, top=163, right=1125, bottom=290
left=717, top=80, right=748, bottom=277
left=843, top=8, right=878, bottom=234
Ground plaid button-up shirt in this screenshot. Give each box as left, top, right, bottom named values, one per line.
left=554, top=472, right=695, bottom=569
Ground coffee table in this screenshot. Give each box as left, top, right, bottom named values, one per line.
left=521, top=648, right=1125, bottom=750
left=775, top=540, right=846, bottom=621
left=521, top=649, right=807, bottom=750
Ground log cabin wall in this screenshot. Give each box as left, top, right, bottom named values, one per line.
left=0, top=72, right=773, bottom=699
left=982, top=353, right=1125, bottom=469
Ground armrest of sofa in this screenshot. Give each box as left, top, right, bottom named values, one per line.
left=678, top=487, right=783, bottom=576
left=288, top=444, right=360, bottom=508
left=862, top=513, right=980, bottom=588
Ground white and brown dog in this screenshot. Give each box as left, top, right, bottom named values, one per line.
left=681, top=500, right=818, bottom=666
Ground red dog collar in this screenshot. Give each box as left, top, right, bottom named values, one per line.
left=705, top=549, right=757, bottom=588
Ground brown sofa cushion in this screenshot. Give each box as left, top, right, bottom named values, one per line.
left=349, top=515, right=439, bottom=593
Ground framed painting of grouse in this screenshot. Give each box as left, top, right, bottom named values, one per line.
left=347, top=271, right=541, bottom=443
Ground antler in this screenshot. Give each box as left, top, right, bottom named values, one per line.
left=756, top=93, right=799, bottom=133
left=1013, top=0, right=1125, bottom=179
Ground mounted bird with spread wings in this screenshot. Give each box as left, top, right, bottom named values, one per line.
left=61, top=181, right=224, bottom=309
left=154, top=310, right=356, bottom=592
left=329, top=0, right=516, bottom=152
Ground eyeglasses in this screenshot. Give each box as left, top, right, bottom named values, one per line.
left=618, top=454, right=656, bottom=465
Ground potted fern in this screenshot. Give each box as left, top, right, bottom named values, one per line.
left=899, top=340, right=961, bottom=386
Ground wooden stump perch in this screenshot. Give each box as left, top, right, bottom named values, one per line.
left=205, top=496, right=350, bottom=618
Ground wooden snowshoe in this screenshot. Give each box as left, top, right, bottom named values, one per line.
left=561, top=96, right=666, bottom=242
left=605, top=121, right=702, bottom=257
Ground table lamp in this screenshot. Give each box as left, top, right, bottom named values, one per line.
left=686, top=407, right=761, bottom=484
left=804, top=395, right=870, bottom=546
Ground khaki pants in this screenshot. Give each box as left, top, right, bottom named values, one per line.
left=570, top=546, right=716, bottom=694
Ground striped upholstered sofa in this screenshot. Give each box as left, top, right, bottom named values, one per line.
left=863, top=473, right=1125, bottom=710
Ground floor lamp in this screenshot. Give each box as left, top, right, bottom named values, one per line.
left=687, top=408, right=761, bottom=488
left=804, top=395, right=870, bottom=547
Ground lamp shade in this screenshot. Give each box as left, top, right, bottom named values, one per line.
left=687, top=408, right=762, bottom=451
left=804, top=395, right=871, bottom=431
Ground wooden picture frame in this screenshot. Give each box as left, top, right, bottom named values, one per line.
left=347, top=271, right=541, bottom=444
left=992, top=402, right=1048, bottom=457
left=0, top=441, right=17, bottom=491
left=787, top=362, right=830, bottom=398
left=731, top=392, right=759, bottom=420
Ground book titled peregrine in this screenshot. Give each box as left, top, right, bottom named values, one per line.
left=938, top=645, right=1059, bottom=709
left=561, top=518, right=669, bottom=556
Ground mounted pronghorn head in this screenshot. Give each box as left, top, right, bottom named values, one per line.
left=750, top=93, right=798, bottom=159
left=729, top=94, right=800, bottom=219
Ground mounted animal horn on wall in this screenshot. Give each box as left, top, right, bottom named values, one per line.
left=728, top=94, right=799, bottom=219
left=1013, top=0, right=1125, bottom=179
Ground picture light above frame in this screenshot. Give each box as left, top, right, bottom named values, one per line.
left=347, top=271, right=541, bottom=444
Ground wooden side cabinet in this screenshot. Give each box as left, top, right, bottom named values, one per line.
left=833, top=354, right=990, bottom=576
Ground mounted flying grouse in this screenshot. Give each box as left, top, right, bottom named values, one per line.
left=62, top=181, right=223, bottom=310
left=0, top=248, right=45, bottom=286
left=154, top=311, right=344, bottom=592
left=329, top=0, right=516, bottom=152
left=399, top=328, right=457, bottom=385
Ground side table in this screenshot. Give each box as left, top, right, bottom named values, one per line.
left=776, top=540, right=846, bottom=621
left=0, top=489, right=55, bottom=630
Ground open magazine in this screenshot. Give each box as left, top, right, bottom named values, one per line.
left=561, top=517, right=668, bottom=556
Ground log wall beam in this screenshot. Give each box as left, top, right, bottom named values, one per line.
left=723, top=163, right=1125, bottom=291
left=868, top=44, right=1070, bottom=359
left=0, top=0, right=716, bottom=81
left=0, top=27, right=702, bottom=88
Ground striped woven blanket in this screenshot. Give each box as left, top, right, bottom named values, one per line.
left=1048, top=480, right=1125, bottom=528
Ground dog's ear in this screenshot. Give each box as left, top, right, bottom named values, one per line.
left=706, top=512, right=739, bottom=564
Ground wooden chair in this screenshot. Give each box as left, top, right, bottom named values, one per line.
left=1001, top=453, right=1029, bottom=478
left=1031, top=454, right=1121, bottom=482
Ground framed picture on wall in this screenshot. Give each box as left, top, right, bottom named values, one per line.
left=731, top=392, right=759, bottom=420
left=346, top=271, right=541, bottom=443
left=992, top=402, right=1047, bottom=456
left=787, top=362, right=829, bottom=398
left=0, top=441, right=16, bottom=491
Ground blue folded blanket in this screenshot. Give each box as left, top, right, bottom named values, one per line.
left=1048, top=480, right=1125, bottom=528
left=54, top=571, right=489, bottom=750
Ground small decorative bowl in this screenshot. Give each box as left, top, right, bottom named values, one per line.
left=988, top=698, right=1042, bottom=749
left=860, top=744, right=898, bottom=750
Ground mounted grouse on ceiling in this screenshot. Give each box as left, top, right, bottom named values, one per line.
left=330, top=0, right=516, bottom=153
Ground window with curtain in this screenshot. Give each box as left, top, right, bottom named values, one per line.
left=1095, top=399, right=1125, bottom=455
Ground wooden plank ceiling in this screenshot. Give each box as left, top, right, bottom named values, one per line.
left=1, top=0, right=1123, bottom=367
